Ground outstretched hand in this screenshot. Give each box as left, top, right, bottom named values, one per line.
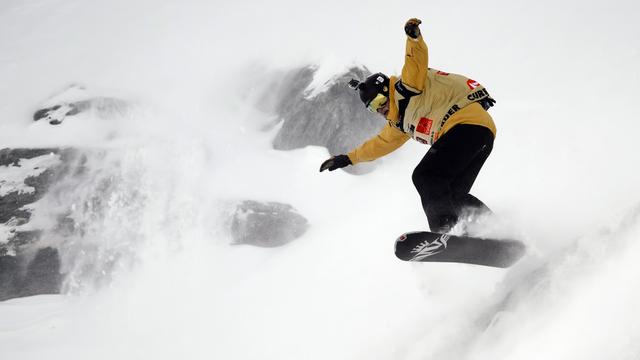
left=404, top=18, right=422, bottom=39
left=319, top=155, right=352, bottom=172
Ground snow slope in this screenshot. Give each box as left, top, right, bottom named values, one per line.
left=1, top=0, right=640, bottom=359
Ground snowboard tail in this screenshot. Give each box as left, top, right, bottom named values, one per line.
left=395, top=231, right=525, bottom=268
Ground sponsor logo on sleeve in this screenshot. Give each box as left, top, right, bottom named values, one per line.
left=467, top=88, right=489, bottom=101
left=466, top=79, right=480, bottom=90
left=441, top=104, right=460, bottom=122
left=416, top=117, right=433, bottom=135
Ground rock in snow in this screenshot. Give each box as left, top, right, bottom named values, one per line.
left=0, top=247, right=62, bottom=301
left=32, top=84, right=131, bottom=125
left=0, top=148, right=74, bottom=255
left=231, top=200, right=309, bottom=247
left=261, top=65, right=385, bottom=174
left=0, top=149, right=71, bottom=301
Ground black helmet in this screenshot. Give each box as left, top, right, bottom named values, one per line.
left=348, top=72, right=390, bottom=106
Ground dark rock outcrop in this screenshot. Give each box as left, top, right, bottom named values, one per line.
left=32, top=84, right=130, bottom=125
left=0, top=148, right=76, bottom=254
left=0, top=148, right=76, bottom=300
left=0, top=255, right=19, bottom=300
left=0, top=148, right=58, bottom=167
left=231, top=200, right=309, bottom=247
left=33, top=97, right=130, bottom=125
left=21, top=247, right=62, bottom=297
left=264, top=65, right=386, bottom=174
left=0, top=247, right=62, bottom=301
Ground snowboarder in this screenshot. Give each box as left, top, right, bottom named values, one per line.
left=320, top=18, right=497, bottom=234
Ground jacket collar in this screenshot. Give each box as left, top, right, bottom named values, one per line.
left=387, top=76, right=399, bottom=122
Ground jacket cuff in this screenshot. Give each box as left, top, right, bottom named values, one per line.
left=346, top=152, right=358, bottom=165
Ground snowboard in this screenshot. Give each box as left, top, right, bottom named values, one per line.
left=394, top=231, right=526, bottom=268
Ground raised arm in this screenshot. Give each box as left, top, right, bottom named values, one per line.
left=401, top=18, right=429, bottom=92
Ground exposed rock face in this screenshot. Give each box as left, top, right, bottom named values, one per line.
left=32, top=84, right=131, bottom=125
left=0, top=149, right=72, bottom=300
left=0, top=247, right=62, bottom=301
left=231, top=200, right=309, bottom=247
left=265, top=65, right=386, bottom=174
left=0, top=255, right=19, bottom=300
left=33, top=98, right=130, bottom=125
left=22, top=247, right=62, bottom=296
left=0, top=146, right=154, bottom=300
left=0, top=148, right=76, bottom=255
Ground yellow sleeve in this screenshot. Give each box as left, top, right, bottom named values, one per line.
left=401, top=35, right=429, bottom=91
left=347, top=124, right=410, bottom=164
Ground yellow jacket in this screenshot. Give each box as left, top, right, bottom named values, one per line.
left=348, top=35, right=496, bottom=164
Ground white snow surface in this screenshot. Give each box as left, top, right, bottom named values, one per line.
left=1, top=0, right=640, bottom=359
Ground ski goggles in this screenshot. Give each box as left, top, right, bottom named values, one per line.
left=366, top=93, right=388, bottom=113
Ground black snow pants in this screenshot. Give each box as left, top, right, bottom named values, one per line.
left=412, top=124, right=494, bottom=233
